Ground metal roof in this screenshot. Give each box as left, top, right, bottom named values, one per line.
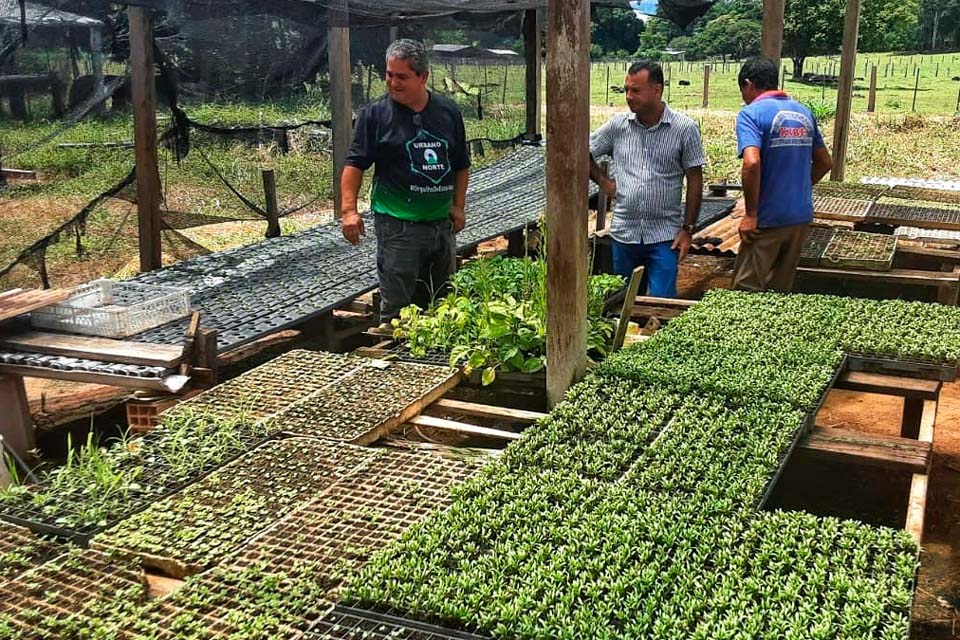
left=0, top=1, right=103, bottom=28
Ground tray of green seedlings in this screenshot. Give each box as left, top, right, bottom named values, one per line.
left=822, top=229, right=898, bottom=271
left=0, top=548, right=148, bottom=640
left=0, top=522, right=61, bottom=582
left=163, top=349, right=368, bottom=422
left=887, top=185, right=960, bottom=205
left=306, top=606, right=492, bottom=640
left=814, top=181, right=890, bottom=201
left=228, top=448, right=483, bottom=591
left=92, top=438, right=378, bottom=578
left=0, top=407, right=274, bottom=543
left=345, top=443, right=918, bottom=638
left=799, top=225, right=836, bottom=267
left=275, top=360, right=459, bottom=444
left=116, top=564, right=336, bottom=639
left=868, top=197, right=960, bottom=228
left=812, top=194, right=875, bottom=219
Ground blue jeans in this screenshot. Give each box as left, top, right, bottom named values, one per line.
left=611, top=239, right=679, bottom=298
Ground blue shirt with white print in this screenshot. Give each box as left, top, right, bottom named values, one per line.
left=736, top=92, right=825, bottom=228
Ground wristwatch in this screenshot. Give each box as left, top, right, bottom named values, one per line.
left=682, top=223, right=694, bottom=234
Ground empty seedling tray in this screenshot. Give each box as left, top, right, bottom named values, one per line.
left=821, top=230, right=897, bottom=271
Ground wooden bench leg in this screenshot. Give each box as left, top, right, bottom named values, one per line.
left=0, top=374, right=34, bottom=459
left=901, top=397, right=924, bottom=439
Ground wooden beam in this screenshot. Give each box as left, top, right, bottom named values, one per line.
left=702, top=64, right=710, bottom=109
left=430, top=398, right=547, bottom=424
left=630, top=305, right=685, bottom=321
left=905, top=472, right=928, bottom=544
left=0, top=374, right=33, bottom=459
left=0, top=332, right=183, bottom=368
left=797, top=426, right=931, bottom=475
left=867, top=64, right=877, bottom=113
left=262, top=169, right=281, bottom=238
left=834, top=371, right=941, bottom=400
left=523, top=9, right=542, bottom=136
left=614, top=266, right=644, bottom=351
left=760, top=0, right=786, bottom=63
left=328, top=0, right=352, bottom=220
left=634, top=296, right=697, bottom=308
left=797, top=266, right=960, bottom=285
left=409, top=414, right=521, bottom=441
left=918, top=398, right=937, bottom=443
left=217, top=329, right=301, bottom=366
left=0, top=364, right=186, bottom=393
left=545, top=0, right=590, bottom=408
left=830, top=0, right=862, bottom=182
left=128, top=6, right=162, bottom=272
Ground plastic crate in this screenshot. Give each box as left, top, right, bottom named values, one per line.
left=31, top=279, right=190, bottom=338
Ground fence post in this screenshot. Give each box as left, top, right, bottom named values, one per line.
left=867, top=64, right=877, bottom=113
left=502, top=65, right=508, bottom=105
left=781, top=65, right=786, bottom=88
left=262, top=169, right=280, bottom=238
left=605, top=64, right=610, bottom=105
left=912, top=68, right=920, bottom=112
left=702, top=64, right=710, bottom=108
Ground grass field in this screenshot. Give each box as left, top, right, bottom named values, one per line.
left=2, top=51, right=960, bottom=289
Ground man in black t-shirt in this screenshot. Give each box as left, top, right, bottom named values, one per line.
left=341, top=39, right=471, bottom=321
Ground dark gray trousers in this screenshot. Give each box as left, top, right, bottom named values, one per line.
left=374, top=214, right=456, bottom=321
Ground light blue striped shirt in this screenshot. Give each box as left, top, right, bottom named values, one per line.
left=590, top=105, right=706, bottom=245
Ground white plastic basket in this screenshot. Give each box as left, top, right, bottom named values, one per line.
left=31, top=279, right=191, bottom=338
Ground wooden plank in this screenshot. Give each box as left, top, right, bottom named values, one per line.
left=431, top=398, right=547, bottom=424
left=0, top=374, right=33, bottom=458
left=262, top=168, right=281, bottom=238
left=0, top=289, right=73, bottom=323
left=829, top=0, right=862, bottom=181
left=217, top=329, right=300, bottom=366
left=634, top=296, right=697, bottom=308
left=0, top=332, right=183, bottom=367
left=348, top=371, right=461, bottom=446
left=545, top=0, right=590, bottom=408
left=523, top=9, right=542, bottom=136
left=409, top=414, right=521, bottom=441
left=835, top=370, right=941, bottom=400
left=867, top=64, right=877, bottom=113
left=797, top=266, right=960, bottom=285
left=918, top=399, right=937, bottom=444
left=905, top=472, right=928, bottom=544
left=129, top=5, right=162, bottom=272
left=797, top=426, right=931, bottom=474
left=630, top=305, right=685, bottom=321
left=0, top=364, right=185, bottom=393
left=614, top=266, right=645, bottom=351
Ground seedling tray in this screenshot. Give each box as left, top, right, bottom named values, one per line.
left=814, top=182, right=890, bottom=200
left=229, top=448, right=482, bottom=580
left=799, top=226, right=836, bottom=267
left=307, top=606, right=491, bottom=640
left=0, top=521, right=61, bottom=581
left=887, top=185, right=960, bottom=205
left=813, top=195, right=874, bottom=219
left=0, top=549, right=147, bottom=638
left=275, top=361, right=459, bottom=444
left=92, top=438, right=378, bottom=578
left=846, top=353, right=958, bottom=382
left=822, top=230, right=897, bottom=271
left=868, top=199, right=960, bottom=229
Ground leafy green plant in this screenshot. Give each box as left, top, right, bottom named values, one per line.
left=392, top=257, right=624, bottom=383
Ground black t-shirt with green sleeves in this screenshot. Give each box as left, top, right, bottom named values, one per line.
left=345, top=92, right=470, bottom=223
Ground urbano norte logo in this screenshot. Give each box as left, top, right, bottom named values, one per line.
left=406, top=129, right=451, bottom=185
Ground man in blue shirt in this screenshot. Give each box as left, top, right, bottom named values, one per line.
left=733, top=57, right=833, bottom=292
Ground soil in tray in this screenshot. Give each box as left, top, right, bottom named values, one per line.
left=0, top=522, right=62, bottom=581
left=275, top=362, right=456, bottom=442
left=93, top=438, right=377, bottom=577
left=822, top=229, right=897, bottom=271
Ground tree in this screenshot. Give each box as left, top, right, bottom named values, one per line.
left=860, top=0, right=919, bottom=52
left=635, top=17, right=685, bottom=59
left=692, top=14, right=760, bottom=60
left=590, top=7, right=644, bottom=58
left=783, top=0, right=844, bottom=78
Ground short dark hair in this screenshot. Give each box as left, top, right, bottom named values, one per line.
left=627, top=60, right=664, bottom=87
left=738, top=57, right=779, bottom=91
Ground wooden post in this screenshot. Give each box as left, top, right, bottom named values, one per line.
left=912, top=68, right=920, bottom=112
left=262, top=169, right=281, bottom=238
left=605, top=64, right=610, bottom=105
left=0, top=375, right=34, bottom=460
left=760, top=0, right=786, bottom=63
left=502, top=65, right=508, bottom=105
left=596, top=160, right=609, bottom=233
left=328, top=0, right=351, bottom=220
left=830, top=0, right=861, bottom=182
left=90, top=26, right=105, bottom=115
left=867, top=64, right=877, bottom=112
left=523, top=9, right=542, bottom=136
left=545, top=0, right=590, bottom=408
left=128, top=6, right=162, bottom=272
left=702, top=64, right=710, bottom=108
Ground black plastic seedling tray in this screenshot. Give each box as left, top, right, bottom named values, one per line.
left=307, top=606, right=491, bottom=640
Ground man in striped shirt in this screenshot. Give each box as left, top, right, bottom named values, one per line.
left=589, top=60, right=706, bottom=297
